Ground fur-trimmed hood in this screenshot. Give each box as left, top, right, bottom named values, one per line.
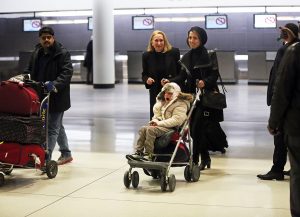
left=156, top=82, right=194, bottom=103
left=152, top=83, right=194, bottom=128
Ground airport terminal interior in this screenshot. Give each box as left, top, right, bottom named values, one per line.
left=0, top=81, right=291, bottom=217
left=1, top=1, right=298, bottom=217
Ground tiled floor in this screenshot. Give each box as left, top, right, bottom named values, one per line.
left=0, top=82, right=291, bottom=217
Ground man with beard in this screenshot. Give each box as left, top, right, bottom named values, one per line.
left=25, top=27, right=73, bottom=165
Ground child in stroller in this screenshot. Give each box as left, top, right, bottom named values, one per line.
left=127, top=82, right=193, bottom=161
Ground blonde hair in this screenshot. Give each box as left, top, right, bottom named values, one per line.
left=146, top=30, right=173, bottom=52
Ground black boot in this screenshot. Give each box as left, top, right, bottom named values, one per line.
left=199, top=158, right=211, bottom=170
left=199, top=150, right=211, bottom=170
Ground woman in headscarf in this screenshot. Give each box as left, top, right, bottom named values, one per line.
left=167, top=26, right=224, bottom=170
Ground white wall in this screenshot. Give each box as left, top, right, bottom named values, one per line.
left=1, top=0, right=300, bottom=13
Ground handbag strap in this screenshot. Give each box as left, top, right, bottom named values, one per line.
left=179, top=52, right=227, bottom=95
left=178, top=60, right=192, bottom=77
left=217, top=70, right=227, bottom=95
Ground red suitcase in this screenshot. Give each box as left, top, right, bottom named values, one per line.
left=0, top=81, right=40, bottom=116
left=0, top=142, right=45, bottom=168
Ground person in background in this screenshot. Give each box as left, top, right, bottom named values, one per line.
left=268, top=25, right=300, bottom=217
left=165, top=26, right=224, bottom=170
left=128, top=82, right=193, bottom=161
left=258, top=23, right=300, bottom=181
left=142, top=30, right=181, bottom=119
left=83, top=36, right=93, bottom=84
left=25, top=26, right=73, bottom=165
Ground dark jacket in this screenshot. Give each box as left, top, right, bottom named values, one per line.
left=170, top=46, right=223, bottom=122
left=267, top=39, right=300, bottom=106
left=83, top=40, right=93, bottom=72
left=141, top=47, right=181, bottom=118
left=25, top=41, right=73, bottom=113
left=269, top=41, right=300, bottom=136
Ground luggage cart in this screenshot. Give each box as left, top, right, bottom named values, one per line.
left=0, top=80, right=58, bottom=186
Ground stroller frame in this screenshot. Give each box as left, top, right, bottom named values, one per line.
left=124, top=90, right=201, bottom=192
left=0, top=81, right=58, bottom=186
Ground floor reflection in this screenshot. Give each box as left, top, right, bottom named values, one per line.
left=65, top=82, right=273, bottom=160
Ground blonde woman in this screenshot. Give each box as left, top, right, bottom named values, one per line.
left=142, top=30, right=180, bottom=119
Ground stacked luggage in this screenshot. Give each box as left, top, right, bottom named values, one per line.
left=0, top=78, right=58, bottom=186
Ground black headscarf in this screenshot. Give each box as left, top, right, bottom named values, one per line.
left=187, top=26, right=208, bottom=46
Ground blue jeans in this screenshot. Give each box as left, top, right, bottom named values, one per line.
left=47, top=112, right=71, bottom=160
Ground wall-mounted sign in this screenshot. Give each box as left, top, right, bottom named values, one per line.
left=23, top=19, right=42, bottom=32
left=205, top=15, right=228, bottom=29
left=132, top=16, right=154, bottom=30
left=88, top=17, right=93, bottom=30
left=254, top=14, right=277, bottom=29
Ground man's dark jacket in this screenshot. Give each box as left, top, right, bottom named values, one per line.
left=267, top=39, right=300, bottom=106
left=25, top=41, right=73, bottom=113
left=269, top=41, right=300, bottom=136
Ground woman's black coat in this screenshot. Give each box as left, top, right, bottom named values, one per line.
left=170, top=46, right=223, bottom=122
left=141, top=47, right=180, bottom=118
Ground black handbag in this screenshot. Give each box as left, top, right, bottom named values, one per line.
left=202, top=90, right=227, bottom=110
left=179, top=50, right=227, bottom=110
left=201, top=51, right=227, bottom=110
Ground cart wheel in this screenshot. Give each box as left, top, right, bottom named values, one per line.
left=168, top=174, right=176, bottom=192
left=0, top=173, right=4, bottom=187
left=160, top=175, right=167, bottom=192
left=184, top=165, right=192, bottom=182
left=131, top=171, right=139, bottom=189
left=191, top=165, right=200, bottom=182
left=46, top=160, right=58, bottom=179
left=123, top=171, right=131, bottom=188
left=4, top=167, right=13, bottom=175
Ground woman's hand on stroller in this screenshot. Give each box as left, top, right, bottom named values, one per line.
left=161, top=78, right=170, bottom=86
left=196, top=79, right=205, bottom=89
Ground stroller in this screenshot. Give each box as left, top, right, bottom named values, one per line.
left=0, top=75, right=58, bottom=186
left=123, top=90, right=201, bottom=192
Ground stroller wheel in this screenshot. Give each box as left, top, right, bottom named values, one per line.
left=168, top=174, right=176, bottom=192
left=191, top=165, right=200, bottom=182
left=0, top=172, right=5, bottom=187
left=123, top=171, right=131, bottom=188
left=184, top=165, right=192, bottom=182
left=131, top=171, right=139, bottom=189
left=46, top=160, right=58, bottom=179
left=160, top=175, right=167, bottom=192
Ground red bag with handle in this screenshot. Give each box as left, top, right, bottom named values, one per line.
left=0, top=81, right=40, bottom=116
left=0, top=142, right=45, bottom=167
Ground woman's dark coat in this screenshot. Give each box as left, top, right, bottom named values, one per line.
left=142, top=47, right=180, bottom=118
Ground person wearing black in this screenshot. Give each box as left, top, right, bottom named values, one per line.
left=83, top=37, right=93, bottom=84
left=25, top=27, right=73, bottom=165
left=258, top=23, right=300, bottom=181
left=142, top=30, right=181, bottom=119
left=268, top=27, right=300, bottom=217
left=167, top=26, right=224, bottom=170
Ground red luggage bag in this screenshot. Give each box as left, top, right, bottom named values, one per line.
left=0, top=143, right=45, bottom=167
left=0, top=81, right=40, bottom=116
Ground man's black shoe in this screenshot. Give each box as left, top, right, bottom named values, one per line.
left=283, top=170, right=290, bottom=176
left=257, top=171, right=284, bottom=181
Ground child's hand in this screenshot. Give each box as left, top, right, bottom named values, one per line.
left=149, top=121, right=158, bottom=126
